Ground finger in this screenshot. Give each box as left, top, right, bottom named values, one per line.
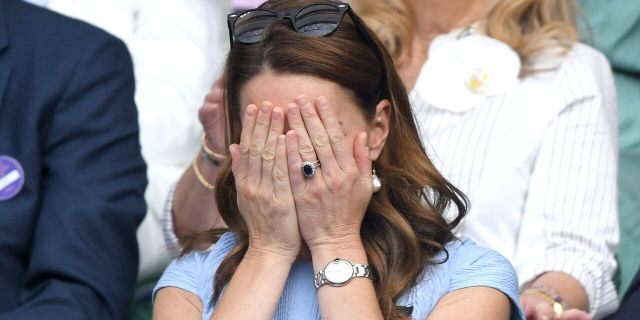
left=229, top=144, right=242, bottom=182
left=200, top=79, right=224, bottom=122
left=248, top=102, right=273, bottom=186
left=532, top=302, right=554, bottom=320
left=286, top=130, right=306, bottom=197
left=315, top=96, right=355, bottom=169
left=211, top=78, right=224, bottom=98
left=272, top=135, right=292, bottom=198
left=203, top=85, right=223, bottom=106
left=200, top=104, right=226, bottom=153
left=560, top=309, right=591, bottom=320
left=199, top=88, right=226, bottom=154
left=353, top=132, right=372, bottom=178
left=261, top=107, right=285, bottom=187
left=287, top=101, right=317, bottom=162
left=520, top=297, right=534, bottom=318
left=237, top=104, right=258, bottom=182
left=297, top=96, right=339, bottom=172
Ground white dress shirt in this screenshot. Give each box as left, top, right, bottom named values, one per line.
left=410, top=42, right=619, bottom=318
left=39, top=0, right=232, bottom=281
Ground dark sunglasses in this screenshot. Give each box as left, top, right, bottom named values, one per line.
left=227, top=2, right=386, bottom=100
left=227, top=2, right=375, bottom=48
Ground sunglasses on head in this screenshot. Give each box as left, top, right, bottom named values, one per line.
left=227, top=2, right=387, bottom=101
left=228, top=2, right=375, bottom=47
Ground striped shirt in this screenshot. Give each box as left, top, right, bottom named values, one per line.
left=410, top=42, right=619, bottom=318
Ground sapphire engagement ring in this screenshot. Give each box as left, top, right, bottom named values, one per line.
left=301, top=160, right=321, bottom=178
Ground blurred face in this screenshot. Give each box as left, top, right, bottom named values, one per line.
left=239, top=71, right=391, bottom=160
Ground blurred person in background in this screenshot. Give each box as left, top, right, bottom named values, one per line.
left=349, top=0, right=619, bottom=319
left=577, top=1, right=640, bottom=319
left=0, top=0, right=147, bottom=318
left=26, top=0, right=232, bottom=285
left=26, top=0, right=231, bottom=318
left=167, top=0, right=620, bottom=319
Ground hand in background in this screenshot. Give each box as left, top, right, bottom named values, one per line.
left=521, top=294, right=591, bottom=320
left=199, top=79, right=226, bottom=156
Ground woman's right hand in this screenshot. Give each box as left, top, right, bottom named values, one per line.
left=229, top=102, right=301, bottom=262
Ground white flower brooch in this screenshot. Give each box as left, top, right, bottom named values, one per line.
left=415, top=26, right=522, bottom=113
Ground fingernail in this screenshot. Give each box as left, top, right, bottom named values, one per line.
left=297, top=95, right=310, bottom=106
left=272, top=108, right=282, bottom=120
left=287, top=103, right=298, bottom=116
left=246, top=104, right=257, bottom=116
left=261, top=103, right=270, bottom=113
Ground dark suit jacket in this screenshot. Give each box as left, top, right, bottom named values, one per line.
left=0, top=1, right=147, bottom=319
left=607, top=272, right=640, bottom=319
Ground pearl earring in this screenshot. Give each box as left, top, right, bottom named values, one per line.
left=372, top=167, right=382, bottom=193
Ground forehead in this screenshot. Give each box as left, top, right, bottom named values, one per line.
left=239, top=71, right=359, bottom=116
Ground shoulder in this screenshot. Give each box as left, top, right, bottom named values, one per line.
left=559, top=43, right=612, bottom=74
left=403, top=238, right=524, bottom=319
left=443, top=237, right=518, bottom=286
left=529, top=43, right=615, bottom=106
left=444, top=238, right=524, bottom=319
left=153, top=233, right=238, bottom=302
left=3, top=0, right=133, bottom=109
left=5, top=0, right=121, bottom=47
left=4, top=0, right=130, bottom=74
left=448, top=238, right=522, bottom=314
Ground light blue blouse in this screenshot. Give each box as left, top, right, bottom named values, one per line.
left=154, top=233, right=525, bottom=319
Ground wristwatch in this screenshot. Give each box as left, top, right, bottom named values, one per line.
left=314, top=258, right=371, bottom=290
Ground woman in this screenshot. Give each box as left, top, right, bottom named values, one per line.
left=350, top=0, right=619, bottom=319
left=153, top=1, right=523, bottom=319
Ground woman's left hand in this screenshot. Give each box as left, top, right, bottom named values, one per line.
left=521, top=294, right=591, bottom=320
left=285, top=96, right=373, bottom=252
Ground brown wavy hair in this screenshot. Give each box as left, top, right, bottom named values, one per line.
left=351, top=0, right=579, bottom=74
left=180, top=0, right=468, bottom=318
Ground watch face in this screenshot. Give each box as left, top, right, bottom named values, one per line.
left=324, top=259, right=353, bottom=285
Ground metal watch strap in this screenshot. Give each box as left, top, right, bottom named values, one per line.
left=314, top=259, right=371, bottom=290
